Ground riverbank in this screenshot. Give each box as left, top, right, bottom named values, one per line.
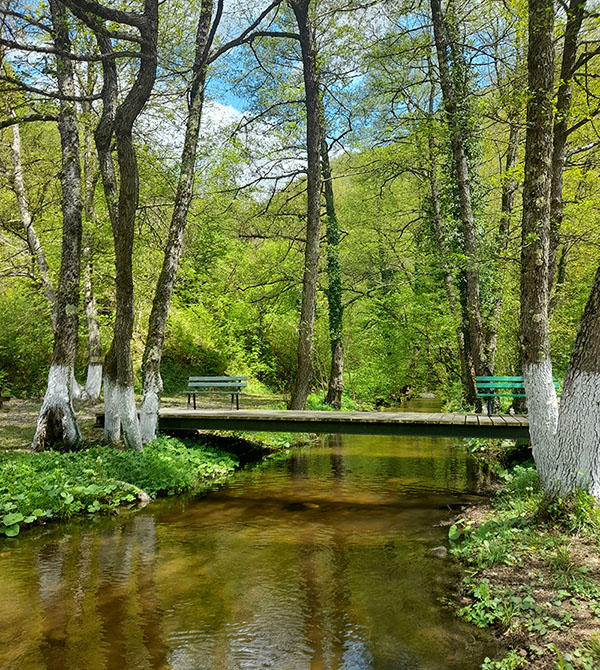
left=450, top=465, right=600, bottom=669
left=0, top=436, right=243, bottom=537
left=0, top=399, right=314, bottom=538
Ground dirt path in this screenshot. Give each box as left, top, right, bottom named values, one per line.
left=0, top=394, right=285, bottom=451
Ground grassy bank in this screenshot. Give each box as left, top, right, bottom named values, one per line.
left=0, top=435, right=240, bottom=537
left=449, top=465, right=600, bottom=669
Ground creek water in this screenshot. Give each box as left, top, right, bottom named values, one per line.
left=0, top=399, right=500, bottom=669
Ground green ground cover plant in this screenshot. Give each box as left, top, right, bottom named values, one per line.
left=448, top=465, right=600, bottom=669
left=0, top=435, right=238, bottom=537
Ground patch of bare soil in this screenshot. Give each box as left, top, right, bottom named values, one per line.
left=0, top=398, right=100, bottom=450
left=0, top=393, right=286, bottom=451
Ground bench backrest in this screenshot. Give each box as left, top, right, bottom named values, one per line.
left=187, top=376, right=248, bottom=389
left=475, top=376, right=559, bottom=394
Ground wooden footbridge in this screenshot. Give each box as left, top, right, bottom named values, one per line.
left=96, top=409, right=530, bottom=439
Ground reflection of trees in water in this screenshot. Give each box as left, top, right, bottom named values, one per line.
left=328, top=433, right=346, bottom=480
left=0, top=434, right=497, bottom=669
left=22, top=515, right=165, bottom=670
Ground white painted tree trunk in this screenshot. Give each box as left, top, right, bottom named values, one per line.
left=554, top=371, right=600, bottom=497
left=103, top=375, right=121, bottom=445
left=140, top=378, right=160, bottom=444
left=32, top=365, right=81, bottom=450
left=522, top=360, right=559, bottom=488
left=85, top=363, right=103, bottom=402
left=120, top=385, right=142, bottom=451
left=103, top=374, right=142, bottom=450
left=71, top=371, right=89, bottom=404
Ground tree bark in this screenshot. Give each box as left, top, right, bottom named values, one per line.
left=423, top=66, right=476, bottom=404
left=74, top=0, right=158, bottom=448
left=111, top=0, right=157, bottom=449
left=519, top=0, right=558, bottom=483
left=10, top=116, right=57, bottom=331
left=548, top=0, right=586, bottom=297
left=321, top=136, right=344, bottom=409
left=486, top=119, right=520, bottom=372
left=289, top=0, right=322, bottom=410
left=430, top=0, right=488, bottom=379
left=140, top=0, right=215, bottom=443
left=427, top=123, right=477, bottom=404
left=32, top=0, right=83, bottom=451
left=554, top=264, right=600, bottom=497
left=80, top=77, right=103, bottom=403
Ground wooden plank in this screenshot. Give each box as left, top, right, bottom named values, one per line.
left=187, top=382, right=247, bottom=388
left=411, top=412, right=440, bottom=424
left=501, top=414, right=520, bottom=425
left=476, top=376, right=524, bottom=381
left=96, top=408, right=532, bottom=439
left=437, top=413, right=456, bottom=424
left=188, top=376, right=247, bottom=381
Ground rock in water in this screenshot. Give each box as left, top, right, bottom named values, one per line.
left=427, top=546, right=448, bottom=559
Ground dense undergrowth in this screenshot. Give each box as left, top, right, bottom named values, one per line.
left=448, top=464, right=600, bottom=669
left=0, top=436, right=239, bottom=538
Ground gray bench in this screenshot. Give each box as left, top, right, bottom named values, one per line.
left=182, top=376, right=248, bottom=410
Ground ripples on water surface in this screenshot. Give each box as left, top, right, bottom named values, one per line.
left=0, top=399, right=499, bottom=669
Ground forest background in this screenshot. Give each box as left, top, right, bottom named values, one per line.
left=1, top=0, right=599, bottom=416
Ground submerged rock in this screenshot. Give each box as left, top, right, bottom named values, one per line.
left=427, top=546, right=448, bottom=559
left=282, top=501, right=320, bottom=512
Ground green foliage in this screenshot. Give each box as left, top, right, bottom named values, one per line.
left=535, top=490, right=600, bottom=535
left=480, top=651, right=527, bottom=669
left=459, top=577, right=576, bottom=634
left=551, top=636, right=600, bottom=670
left=305, top=392, right=359, bottom=411
left=0, top=286, right=53, bottom=396
left=0, top=436, right=238, bottom=537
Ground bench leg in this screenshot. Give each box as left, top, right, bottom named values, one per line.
left=193, top=394, right=197, bottom=410
left=487, top=398, right=492, bottom=417
left=236, top=394, right=239, bottom=410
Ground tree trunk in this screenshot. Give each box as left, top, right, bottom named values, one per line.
left=430, top=0, right=488, bottom=379
left=321, top=136, right=344, bottom=409
left=81, top=87, right=103, bottom=403
left=83, top=261, right=103, bottom=401
left=76, top=0, right=158, bottom=449
left=486, top=119, right=520, bottom=372
left=548, top=0, right=586, bottom=296
left=554, top=265, right=600, bottom=497
left=92, top=37, right=122, bottom=444
left=32, top=0, right=83, bottom=451
left=289, top=0, right=322, bottom=410
left=519, top=0, right=557, bottom=484
left=10, top=116, right=57, bottom=330
left=140, top=0, right=214, bottom=443
left=425, top=74, right=476, bottom=404
left=430, top=150, right=477, bottom=403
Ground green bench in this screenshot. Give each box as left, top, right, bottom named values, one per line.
left=182, top=376, right=248, bottom=410
left=476, top=376, right=560, bottom=416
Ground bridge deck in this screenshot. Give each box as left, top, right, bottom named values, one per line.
left=96, top=409, right=530, bottom=439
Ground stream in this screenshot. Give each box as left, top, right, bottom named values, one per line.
left=0, top=398, right=500, bottom=669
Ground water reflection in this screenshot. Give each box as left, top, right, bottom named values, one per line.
left=0, top=403, right=498, bottom=669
